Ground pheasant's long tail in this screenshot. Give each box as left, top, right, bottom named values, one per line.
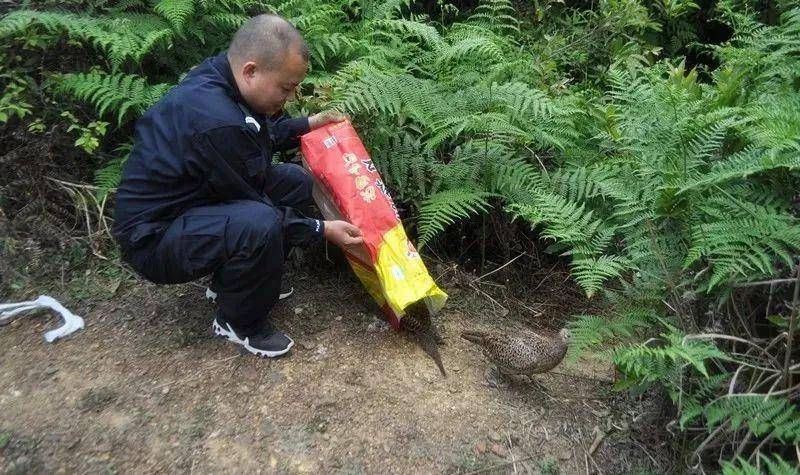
left=419, top=334, right=447, bottom=377
left=460, top=331, right=487, bottom=346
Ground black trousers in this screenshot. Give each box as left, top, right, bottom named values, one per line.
left=125, top=164, right=315, bottom=334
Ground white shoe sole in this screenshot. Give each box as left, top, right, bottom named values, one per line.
left=206, top=287, right=293, bottom=303
left=212, top=319, right=294, bottom=358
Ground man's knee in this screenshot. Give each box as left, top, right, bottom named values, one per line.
left=228, top=202, right=284, bottom=256
left=274, top=163, right=314, bottom=205
left=287, top=164, right=314, bottom=200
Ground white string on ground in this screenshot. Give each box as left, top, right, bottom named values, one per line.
left=0, top=295, right=85, bottom=342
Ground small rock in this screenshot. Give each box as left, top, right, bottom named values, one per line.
left=474, top=441, right=487, bottom=454
left=488, top=432, right=503, bottom=443
left=334, top=316, right=342, bottom=321
left=313, top=346, right=328, bottom=361
left=490, top=443, right=507, bottom=458
left=44, top=367, right=59, bottom=376
left=294, top=307, right=304, bottom=315
left=366, top=319, right=389, bottom=332
left=161, top=387, right=170, bottom=395
left=298, top=340, right=317, bottom=350
left=96, top=440, right=112, bottom=453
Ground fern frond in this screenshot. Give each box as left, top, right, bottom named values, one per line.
left=467, top=0, right=519, bottom=34
left=154, top=0, right=196, bottom=31
left=721, top=454, right=797, bottom=475
left=570, top=255, right=630, bottom=298
left=706, top=395, right=800, bottom=443
left=360, top=0, right=412, bottom=20
left=568, top=307, right=654, bottom=359
left=372, top=19, right=444, bottom=49
left=680, top=144, right=800, bottom=192
left=203, top=12, right=248, bottom=31
left=94, top=144, right=131, bottom=200
left=435, top=36, right=506, bottom=67
left=417, top=189, right=494, bottom=247
left=0, top=10, right=174, bottom=68
left=58, top=72, right=173, bottom=125
left=686, top=214, right=800, bottom=290
left=613, top=332, right=727, bottom=389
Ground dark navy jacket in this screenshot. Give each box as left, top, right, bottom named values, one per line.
left=113, top=51, right=321, bottom=251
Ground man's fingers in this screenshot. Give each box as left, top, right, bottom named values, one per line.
left=343, top=222, right=362, bottom=236
left=330, top=111, right=349, bottom=122
left=346, top=236, right=365, bottom=245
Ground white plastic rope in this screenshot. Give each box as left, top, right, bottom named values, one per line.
left=1, top=295, right=85, bottom=342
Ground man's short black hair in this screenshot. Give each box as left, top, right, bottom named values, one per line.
left=228, top=14, right=309, bottom=70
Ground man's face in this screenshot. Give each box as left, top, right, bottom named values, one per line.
left=238, top=50, right=307, bottom=116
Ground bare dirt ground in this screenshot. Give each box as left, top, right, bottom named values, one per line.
left=0, top=245, right=673, bottom=474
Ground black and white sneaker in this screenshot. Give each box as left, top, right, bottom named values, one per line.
left=212, top=318, right=294, bottom=357
left=205, top=285, right=293, bottom=304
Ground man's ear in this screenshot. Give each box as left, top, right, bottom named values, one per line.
left=241, top=61, right=258, bottom=82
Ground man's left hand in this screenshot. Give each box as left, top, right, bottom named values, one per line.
left=309, top=110, right=349, bottom=130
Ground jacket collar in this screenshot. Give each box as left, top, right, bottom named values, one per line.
left=211, top=51, right=248, bottom=109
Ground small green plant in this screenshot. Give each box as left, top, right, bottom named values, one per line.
left=539, top=457, right=559, bottom=475
left=61, top=111, right=108, bottom=154
left=0, top=79, right=33, bottom=123
left=26, top=118, right=45, bottom=134
left=0, top=432, right=11, bottom=450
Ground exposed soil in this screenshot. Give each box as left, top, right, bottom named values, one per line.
left=0, top=239, right=674, bottom=474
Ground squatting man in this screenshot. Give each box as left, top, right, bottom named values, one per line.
left=113, top=14, right=363, bottom=357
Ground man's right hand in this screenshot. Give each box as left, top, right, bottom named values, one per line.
left=323, top=220, right=364, bottom=249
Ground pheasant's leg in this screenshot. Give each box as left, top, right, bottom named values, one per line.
left=432, top=324, right=445, bottom=345
left=484, top=367, right=509, bottom=389
left=527, top=375, right=549, bottom=392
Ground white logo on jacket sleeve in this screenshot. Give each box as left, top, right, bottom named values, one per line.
left=245, top=116, right=261, bottom=132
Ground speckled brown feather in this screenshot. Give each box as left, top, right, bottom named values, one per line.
left=461, top=329, right=568, bottom=375
left=402, top=301, right=446, bottom=377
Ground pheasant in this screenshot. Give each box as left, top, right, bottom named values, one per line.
left=461, top=328, right=570, bottom=386
left=402, top=300, right=446, bottom=377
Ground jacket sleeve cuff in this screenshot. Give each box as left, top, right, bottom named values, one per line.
left=286, top=116, right=311, bottom=137
left=312, top=218, right=324, bottom=241
left=316, top=219, right=325, bottom=241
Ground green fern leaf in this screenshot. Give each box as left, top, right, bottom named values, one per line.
left=417, top=189, right=494, bottom=247
left=154, top=0, right=196, bottom=31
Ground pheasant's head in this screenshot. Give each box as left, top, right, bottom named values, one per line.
left=558, top=328, right=571, bottom=342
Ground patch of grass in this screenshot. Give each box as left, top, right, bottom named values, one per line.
left=183, top=405, right=213, bottom=442
left=0, top=433, right=43, bottom=475
left=539, top=457, right=559, bottom=475
left=449, top=453, right=495, bottom=473
left=0, top=431, right=11, bottom=449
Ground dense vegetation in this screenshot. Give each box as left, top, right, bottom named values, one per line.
left=2, top=0, right=799, bottom=471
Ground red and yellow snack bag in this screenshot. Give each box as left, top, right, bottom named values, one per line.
left=300, top=121, right=447, bottom=329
